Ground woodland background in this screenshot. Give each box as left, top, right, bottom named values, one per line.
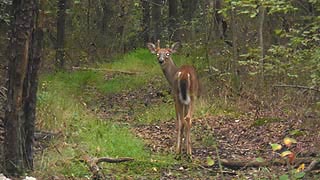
left=0, top=0, right=319, bottom=179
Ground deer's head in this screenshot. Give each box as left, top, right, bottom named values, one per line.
left=147, top=40, right=180, bottom=66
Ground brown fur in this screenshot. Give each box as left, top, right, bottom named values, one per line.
left=147, top=41, right=200, bottom=156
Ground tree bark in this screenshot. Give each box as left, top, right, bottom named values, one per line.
left=56, top=0, right=67, bottom=69
left=168, top=0, right=179, bottom=42
left=87, top=0, right=91, bottom=33
left=258, top=6, right=265, bottom=89
left=181, top=0, right=198, bottom=22
left=141, top=0, right=150, bottom=44
left=214, top=0, right=227, bottom=40
left=23, top=26, right=43, bottom=172
left=151, top=0, right=162, bottom=42
left=4, top=0, right=39, bottom=176
left=101, top=1, right=112, bottom=35
left=230, top=5, right=240, bottom=94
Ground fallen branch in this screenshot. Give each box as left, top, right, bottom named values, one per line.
left=304, top=159, right=320, bottom=173
left=220, top=158, right=268, bottom=169
left=82, top=155, right=134, bottom=179
left=273, top=84, right=320, bottom=93
left=72, top=66, right=141, bottom=75
left=220, top=157, right=317, bottom=170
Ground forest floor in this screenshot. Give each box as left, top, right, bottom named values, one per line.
left=86, top=75, right=320, bottom=179
left=0, top=52, right=320, bottom=179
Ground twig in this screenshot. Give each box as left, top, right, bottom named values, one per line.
left=198, top=164, right=237, bottom=175
left=273, top=84, right=320, bottom=93
left=304, top=159, right=320, bottom=173
left=72, top=66, right=141, bottom=75
left=82, top=155, right=134, bottom=179
left=95, top=157, right=134, bottom=164
left=220, top=157, right=317, bottom=170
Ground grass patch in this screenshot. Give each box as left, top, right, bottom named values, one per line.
left=252, top=117, right=283, bottom=126
left=96, top=73, right=153, bottom=94
left=34, top=48, right=234, bottom=178
left=35, top=49, right=179, bottom=178
left=36, top=75, right=175, bottom=178
left=101, top=49, right=160, bottom=73
left=135, top=102, right=176, bottom=124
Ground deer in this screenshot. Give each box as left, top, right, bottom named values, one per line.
left=147, top=40, right=199, bottom=157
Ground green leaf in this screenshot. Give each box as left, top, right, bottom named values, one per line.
left=250, top=12, right=257, bottom=18
left=294, top=172, right=305, bottom=179
left=279, top=174, right=289, bottom=180
left=255, top=157, right=265, bottom=163
left=206, top=156, right=215, bottom=166
left=275, top=29, right=283, bottom=35
left=270, top=143, right=282, bottom=151
left=289, top=129, right=303, bottom=136
left=281, top=150, right=293, bottom=157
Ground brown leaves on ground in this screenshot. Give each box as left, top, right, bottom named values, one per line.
left=90, top=77, right=320, bottom=178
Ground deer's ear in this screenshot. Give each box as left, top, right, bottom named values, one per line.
left=170, top=42, right=181, bottom=53
left=147, top=43, right=157, bottom=54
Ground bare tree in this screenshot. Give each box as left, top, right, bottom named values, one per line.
left=258, top=6, right=266, bottom=89
left=56, top=0, right=67, bottom=69
left=141, top=0, right=150, bottom=44
left=168, top=0, right=179, bottom=42
left=230, top=5, right=240, bottom=93
left=151, top=0, right=162, bottom=42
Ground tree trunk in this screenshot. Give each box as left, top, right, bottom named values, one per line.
left=4, top=0, right=40, bottom=176
left=87, top=0, right=91, bottom=33
left=258, top=6, right=265, bottom=89
left=168, top=0, right=179, bottom=42
left=101, top=1, right=112, bottom=35
left=230, top=6, right=240, bottom=94
left=141, top=0, right=150, bottom=44
left=181, top=0, right=198, bottom=22
left=56, top=0, right=67, bottom=69
left=180, top=0, right=198, bottom=41
left=23, top=26, right=43, bottom=172
left=151, top=0, right=162, bottom=42
left=214, top=0, right=227, bottom=40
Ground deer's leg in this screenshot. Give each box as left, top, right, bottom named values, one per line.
left=185, top=99, right=194, bottom=156
left=175, top=100, right=184, bottom=154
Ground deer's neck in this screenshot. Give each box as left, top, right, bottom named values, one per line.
left=161, top=58, right=178, bottom=87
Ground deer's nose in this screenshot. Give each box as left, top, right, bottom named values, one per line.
left=158, top=57, right=164, bottom=64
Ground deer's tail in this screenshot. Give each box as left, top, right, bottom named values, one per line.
left=178, top=73, right=191, bottom=105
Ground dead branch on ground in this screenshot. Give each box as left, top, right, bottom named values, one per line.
left=304, top=159, right=320, bottom=173
left=273, top=84, right=320, bottom=93
left=82, top=154, right=134, bottom=179
left=220, top=157, right=319, bottom=170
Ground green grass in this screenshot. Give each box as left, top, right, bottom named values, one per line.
left=35, top=49, right=177, bottom=178
left=136, top=102, right=176, bottom=124
left=34, top=48, right=237, bottom=178
left=96, top=73, right=153, bottom=94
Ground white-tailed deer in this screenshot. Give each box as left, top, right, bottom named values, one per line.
left=147, top=40, right=199, bottom=156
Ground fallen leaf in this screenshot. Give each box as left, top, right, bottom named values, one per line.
left=281, top=150, right=293, bottom=157
left=296, top=163, right=305, bottom=172
left=206, top=156, right=215, bottom=166
left=270, top=143, right=282, bottom=151
left=283, top=137, right=297, bottom=147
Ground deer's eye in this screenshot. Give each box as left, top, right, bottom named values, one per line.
left=166, top=53, right=170, bottom=56
left=156, top=53, right=160, bottom=56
